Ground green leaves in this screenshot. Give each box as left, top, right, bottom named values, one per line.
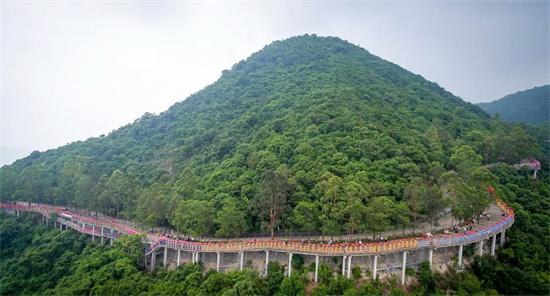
left=214, top=197, right=248, bottom=238
left=254, top=169, right=292, bottom=237
left=173, top=200, right=215, bottom=237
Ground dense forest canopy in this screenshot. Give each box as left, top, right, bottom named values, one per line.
left=477, top=85, right=550, bottom=125
left=0, top=35, right=546, bottom=239
left=2, top=163, right=548, bottom=296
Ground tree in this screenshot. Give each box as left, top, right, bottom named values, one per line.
left=266, top=262, right=285, bottom=295
left=173, top=199, right=215, bottom=237
left=317, top=172, right=346, bottom=239
left=425, top=125, right=445, bottom=163
left=136, top=183, right=171, bottom=227
left=174, top=167, right=197, bottom=200
left=96, top=170, right=140, bottom=218
left=449, top=145, right=482, bottom=178
left=277, top=274, right=305, bottom=296
left=364, top=196, right=392, bottom=238
left=342, top=181, right=367, bottom=239
left=424, top=186, right=447, bottom=230
left=254, top=170, right=292, bottom=238
left=403, top=178, right=426, bottom=234
left=214, top=197, right=248, bottom=238
left=390, top=202, right=410, bottom=235
left=292, top=201, right=321, bottom=240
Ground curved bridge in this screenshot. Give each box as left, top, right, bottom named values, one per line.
left=1, top=197, right=513, bottom=284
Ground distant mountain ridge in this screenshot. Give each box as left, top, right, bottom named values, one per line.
left=477, top=85, right=549, bottom=124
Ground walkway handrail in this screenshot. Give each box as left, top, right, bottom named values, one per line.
left=1, top=197, right=514, bottom=256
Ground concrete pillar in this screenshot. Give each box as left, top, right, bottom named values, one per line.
left=239, top=252, right=244, bottom=271
left=372, top=255, right=378, bottom=280
left=401, top=251, right=407, bottom=285
left=342, top=255, right=347, bottom=276
left=500, top=230, right=506, bottom=247
left=16, top=211, right=19, bottom=217
left=92, top=225, right=95, bottom=242
left=428, top=248, right=433, bottom=268
left=163, top=247, right=168, bottom=267
left=347, top=255, right=352, bottom=279
left=196, top=252, right=200, bottom=264
left=101, top=227, right=104, bottom=244
left=177, top=249, right=181, bottom=267
left=265, top=250, right=270, bottom=276
left=288, top=253, right=293, bottom=277
left=191, top=252, right=195, bottom=264
left=491, top=235, right=496, bottom=256
left=151, top=249, right=156, bottom=272
left=110, top=238, right=113, bottom=246
left=458, top=244, right=463, bottom=267
left=59, top=222, right=63, bottom=230
left=479, top=239, right=484, bottom=256
left=314, top=255, right=319, bottom=283
left=216, top=252, right=221, bottom=272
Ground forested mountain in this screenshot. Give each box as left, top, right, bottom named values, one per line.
left=1, top=34, right=549, bottom=295
left=478, top=85, right=550, bottom=124
left=0, top=35, right=544, bottom=239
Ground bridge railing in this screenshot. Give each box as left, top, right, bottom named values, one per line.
left=1, top=196, right=514, bottom=256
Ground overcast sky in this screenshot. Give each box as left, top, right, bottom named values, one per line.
left=1, top=1, right=548, bottom=165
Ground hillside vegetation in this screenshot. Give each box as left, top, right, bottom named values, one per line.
left=0, top=35, right=544, bottom=240
left=478, top=85, right=550, bottom=125
left=0, top=34, right=549, bottom=295
left=1, top=166, right=548, bottom=296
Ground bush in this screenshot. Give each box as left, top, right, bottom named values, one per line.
left=351, top=266, right=362, bottom=280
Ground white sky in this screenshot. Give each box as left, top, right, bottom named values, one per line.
left=1, top=0, right=549, bottom=165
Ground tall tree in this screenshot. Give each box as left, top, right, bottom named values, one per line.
left=254, top=170, right=292, bottom=238
left=292, top=200, right=321, bottom=240
left=316, top=172, right=345, bottom=239
left=364, top=196, right=392, bottom=238
left=214, top=197, right=248, bottom=238
left=342, top=181, right=367, bottom=239
left=403, top=178, right=427, bottom=234
left=173, top=199, right=215, bottom=237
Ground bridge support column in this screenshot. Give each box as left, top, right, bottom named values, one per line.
left=196, top=252, right=200, bottom=264
left=401, top=251, right=407, bottom=285
left=342, top=255, right=347, bottom=276
left=191, top=252, right=195, bottom=264
left=458, top=244, right=463, bottom=268
left=491, top=235, right=496, bottom=256
left=428, top=248, right=433, bottom=268
left=314, top=255, right=319, bottom=283
left=372, top=255, right=378, bottom=280
left=177, top=250, right=181, bottom=267
left=500, top=230, right=506, bottom=247
left=239, top=252, right=244, bottom=271
left=216, top=252, right=221, bottom=272
left=92, top=225, right=95, bottom=242
left=163, top=247, right=168, bottom=267
left=287, top=253, right=293, bottom=277
left=151, top=249, right=156, bottom=272
left=101, top=227, right=104, bottom=244
left=264, top=250, right=269, bottom=276
left=347, top=255, right=352, bottom=278
left=479, top=239, right=484, bottom=257
left=16, top=211, right=19, bottom=217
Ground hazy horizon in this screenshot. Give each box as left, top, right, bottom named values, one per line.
left=2, top=1, right=548, bottom=165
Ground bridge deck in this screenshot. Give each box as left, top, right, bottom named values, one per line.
left=0, top=198, right=513, bottom=256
